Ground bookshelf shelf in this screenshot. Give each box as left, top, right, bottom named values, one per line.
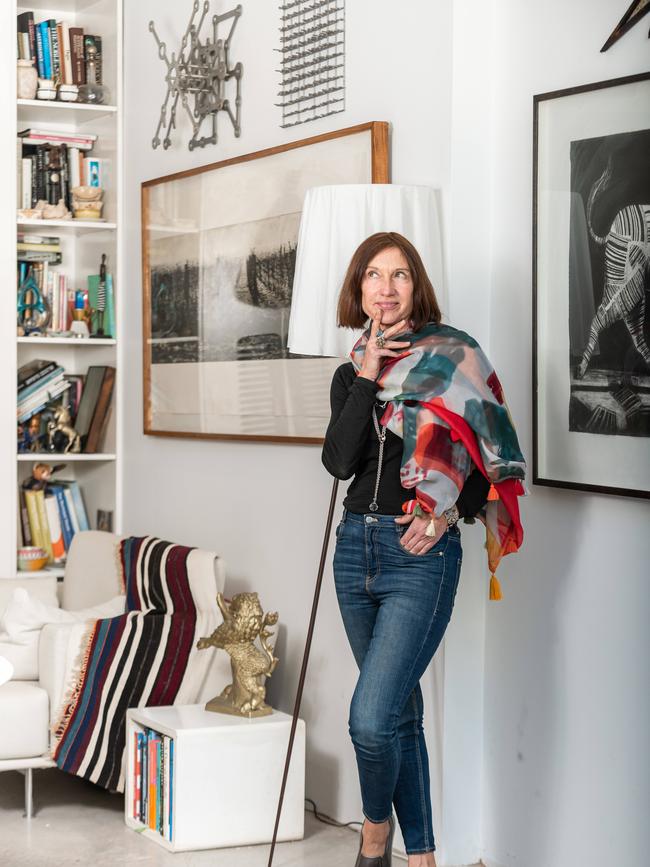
left=17, top=217, right=117, bottom=232
left=3, top=0, right=124, bottom=581
left=17, top=337, right=117, bottom=345
left=17, top=453, right=116, bottom=461
left=17, top=566, right=65, bottom=579
left=25, top=0, right=106, bottom=13
left=17, top=99, right=118, bottom=125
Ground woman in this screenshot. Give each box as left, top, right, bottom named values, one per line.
left=322, top=232, right=525, bottom=867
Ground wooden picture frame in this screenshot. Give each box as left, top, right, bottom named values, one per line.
left=141, top=121, right=389, bottom=444
left=532, top=73, right=650, bottom=498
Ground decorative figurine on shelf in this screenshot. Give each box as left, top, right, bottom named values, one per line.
left=25, top=413, right=44, bottom=452
left=17, top=272, right=51, bottom=335
left=17, top=199, right=72, bottom=221
left=47, top=404, right=81, bottom=453
left=197, top=591, right=279, bottom=717
left=90, top=254, right=107, bottom=338
left=77, top=41, right=108, bottom=104
left=21, top=461, right=67, bottom=495
left=71, top=290, right=90, bottom=338
left=71, top=185, right=104, bottom=220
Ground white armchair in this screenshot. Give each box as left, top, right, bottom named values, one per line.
left=0, top=531, right=228, bottom=818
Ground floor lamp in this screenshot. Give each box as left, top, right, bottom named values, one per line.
left=267, top=183, right=443, bottom=866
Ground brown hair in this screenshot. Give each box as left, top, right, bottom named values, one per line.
left=336, top=231, right=441, bottom=330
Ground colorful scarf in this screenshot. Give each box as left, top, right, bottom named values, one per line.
left=350, top=322, right=526, bottom=600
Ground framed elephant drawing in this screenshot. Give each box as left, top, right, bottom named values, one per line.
left=532, top=72, right=650, bottom=498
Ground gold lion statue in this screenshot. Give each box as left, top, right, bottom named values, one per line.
left=197, top=592, right=279, bottom=717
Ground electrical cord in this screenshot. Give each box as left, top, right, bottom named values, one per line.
left=304, top=797, right=362, bottom=831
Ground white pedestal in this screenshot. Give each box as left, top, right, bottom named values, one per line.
left=125, top=704, right=305, bottom=852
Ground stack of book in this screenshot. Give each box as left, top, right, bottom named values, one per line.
left=18, top=129, right=101, bottom=213
left=17, top=233, right=61, bottom=264
left=132, top=728, right=174, bottom=842
left=17, top=12, right=103, bottom=90
left=17, top=360, right=67, bottom=425
left=19, top=479, right=90, bottom=565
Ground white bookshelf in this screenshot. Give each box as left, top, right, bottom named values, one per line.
left=1, top=0, right=123, bottom=581
left=125, top=706, right=305, bottom=853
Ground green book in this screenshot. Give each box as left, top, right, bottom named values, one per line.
left=87, top=273, right=115, bottom=338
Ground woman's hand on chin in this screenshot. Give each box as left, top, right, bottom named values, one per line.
left=394, top=511, right=447, bottom=554
left=358, top=310, right=411, bottom=382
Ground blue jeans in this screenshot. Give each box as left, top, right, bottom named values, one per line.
left=333, top=509, right=463, bottom=855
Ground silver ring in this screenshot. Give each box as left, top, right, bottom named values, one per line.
left=375, top=334, right=386, bottom=349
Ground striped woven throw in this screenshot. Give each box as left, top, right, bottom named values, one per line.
left=52, top=536, right=219, bottom=792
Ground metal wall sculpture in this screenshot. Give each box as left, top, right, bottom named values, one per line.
left=149, top=1, right=243, bottom=151
left=277, top=0, right=345, bottom=128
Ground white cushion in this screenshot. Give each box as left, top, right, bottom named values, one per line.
left=0, top=587, right=125, bottom=643
left=0, top=642, right=38, bottom=681
left=0, top=681, right=49, bottom=759
left=0, top=589, right=125, bottom=681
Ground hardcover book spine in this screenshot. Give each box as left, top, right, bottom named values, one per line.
left=34, top=489, right=53, bottom=562
left=34, top=24, right=45, bottom=79
left=49, top=20, right=61, bottom=85
left=51, top=486, right=73, bottom=550
left=19, top=489, right=33, bottom=546
left=56, top=23, right=65, bottom=84
left=69, top=28, right=85, bottom=86
left=39, top=21, right=52, bottom=80
left=24, top=491, right=44, bottom=552
left=44, top=494, right=65, bottom=562
left=63, top=26, right=73, bottom=85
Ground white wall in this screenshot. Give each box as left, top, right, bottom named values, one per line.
left=473, top=3, right=650, bottom=867
left=123, top=0, right=461, bottom=861
left=123, top=2, right=650, bottom=866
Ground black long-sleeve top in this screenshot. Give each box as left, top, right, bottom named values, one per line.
left=322, top=362, right=490, bottom=518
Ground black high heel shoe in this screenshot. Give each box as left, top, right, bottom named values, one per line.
left=354, top=813, right=395, bottom=867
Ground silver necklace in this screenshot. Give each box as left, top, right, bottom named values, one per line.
left=369, top=401, right=388, bottom=512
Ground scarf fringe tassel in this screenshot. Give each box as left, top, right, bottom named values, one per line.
left=489, top=573, right=502, bottom=601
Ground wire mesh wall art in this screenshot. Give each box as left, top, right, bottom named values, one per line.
left=149, top=1, right=243, bottom=150
left=277, top=0, right=345, bottom=128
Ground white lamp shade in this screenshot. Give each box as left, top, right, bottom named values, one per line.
left=288, top=184, right=444, bottom=357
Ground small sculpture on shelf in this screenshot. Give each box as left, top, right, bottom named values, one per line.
left=17, top=417, right=40, bottom=453
left=48, top=405, right=81, bottom=454
left=18, top=413, right=46, bottom=453
left=71, top=290, right=91, bottom=338
left=71, top=185, right=104, bottom=220
left=17, top=199, right=72, bottom=221
left=17, top=273, right=51, bottom=335
left=90, top=254, right=108, bottom=338
left=197, top=591, right=279, bottom=717
left=21, top=461, right=67, bottom=496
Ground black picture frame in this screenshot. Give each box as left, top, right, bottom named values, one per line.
left=532, top=72, right=650, bottom=499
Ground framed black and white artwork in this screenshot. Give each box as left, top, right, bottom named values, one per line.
left=533, top=72, right=650, bottom=498
left=141, top=121, right=389, bottom=443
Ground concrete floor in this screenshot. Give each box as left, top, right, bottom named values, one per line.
left=0, top=768, right=375, bottom=867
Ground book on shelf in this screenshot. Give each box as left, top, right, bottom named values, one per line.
left=44, top=491, right=66, bottom=562
left=17, top=135, right=103, bottom=218
left=17, top=15, right=104, bottom=89
left=19, top=479, right=90, bottom=562
left=17, top=361, right=115, bottom=456
left=18, top=358, right=58, bottom=391
left=133, top=728, right=174, bottom=841
left=17, top=12, right=36, bottom=62
left=85, top=367, right=115, bottom=453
